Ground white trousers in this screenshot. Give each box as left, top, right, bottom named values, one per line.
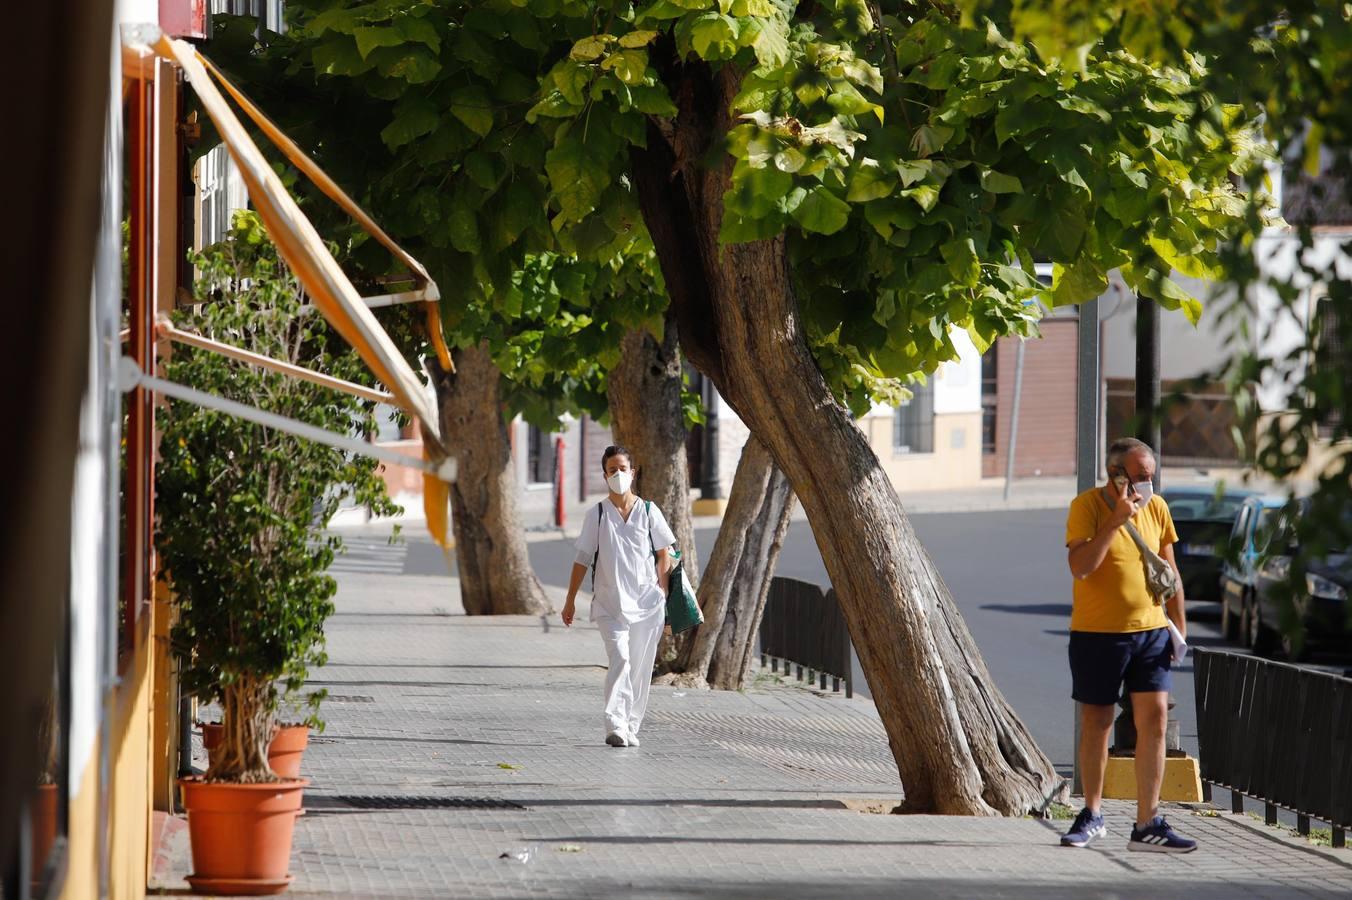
left=595, top=608, right=664, bottom=738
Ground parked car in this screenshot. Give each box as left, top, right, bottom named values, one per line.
left=1218, top=495, right=1288, bottom=644
left=1244, top=499, right=1352, bottom=660
left=1161, top=487, right=1257, bottom=605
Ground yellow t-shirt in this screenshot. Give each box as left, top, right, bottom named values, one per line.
left=1065, top=487, right=1177, bottom=633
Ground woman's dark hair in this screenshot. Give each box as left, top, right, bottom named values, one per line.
left=601, top=445, right=632, bottom=472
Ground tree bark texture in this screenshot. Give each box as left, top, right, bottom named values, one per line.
left=630, top=57, right=1064, bottom=815
left=209, top=677, right=275, bottom=783
left=607, top=309, right=699, bottom=577
left=607, top=309, right=699, bottom=667
left=431, top=342, right=551, bottom=616
left=677, top=436, right=794, bottom=690
left=706, top=444, right=794, bottom=690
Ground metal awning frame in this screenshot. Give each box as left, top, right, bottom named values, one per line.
left=118, top=357, right=456, bottom=482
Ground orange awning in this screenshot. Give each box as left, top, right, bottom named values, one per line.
left=147, top=35, right=455, bottom=545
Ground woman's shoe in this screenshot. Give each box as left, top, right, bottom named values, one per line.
left=626, top=733, right=640, bottom=747
left=605, top=731, right=627, bottom=747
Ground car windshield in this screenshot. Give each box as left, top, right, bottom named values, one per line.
left=1163, top=492, right=1247, bottom=521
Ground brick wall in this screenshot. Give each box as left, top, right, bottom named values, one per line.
left=983, top=318, right=1079, bottom=479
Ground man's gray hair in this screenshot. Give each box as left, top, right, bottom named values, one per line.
left=1106, top=437, right=1156, bottom=471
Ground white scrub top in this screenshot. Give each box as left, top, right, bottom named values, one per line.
left=574, top=498, right=677, bottom=623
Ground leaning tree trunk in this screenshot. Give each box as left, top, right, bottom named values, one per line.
left=706, top=444, right=794, bottom=690
left=429, top=342, right=550, bottom=616
left=673, top=436, right=795, bottom=690
left=630, top=57, right=1063, bottom=816
left=607, top=308, right=698, bottom=667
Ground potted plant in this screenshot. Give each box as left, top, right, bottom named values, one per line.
left=156, top=213, right=399, bottom=895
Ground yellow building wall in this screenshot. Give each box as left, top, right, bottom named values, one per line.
left=61, top=620, right=155, bottom=900
left=864, top=410, right=985, bottom=492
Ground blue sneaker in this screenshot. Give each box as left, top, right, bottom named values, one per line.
left=1060, top=808, right=1107, bottom=847
left=1128, top=816, right=1198, bottom=853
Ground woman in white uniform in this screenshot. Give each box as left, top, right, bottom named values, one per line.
left=562, top=445, right=676, bottom=748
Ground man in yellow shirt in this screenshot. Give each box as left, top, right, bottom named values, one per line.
left=1059, top=438, right=1195, bottom=853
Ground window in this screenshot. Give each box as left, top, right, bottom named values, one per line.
left=894, top=380, right=935, bottom=454
left=198, top=144, right=232, bottom=248
left=1313, top=294, right=1345, bottom=439
left=981, top=349, right=998, bottom=454
left=211, top=0, right=286, bottom=32
left=527, top=426, right=558, bottom=485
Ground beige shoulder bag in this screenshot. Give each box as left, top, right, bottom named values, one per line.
left=1123, top=520, right=1181, bottom=606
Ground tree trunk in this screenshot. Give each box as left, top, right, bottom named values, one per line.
left=706, top=445, right=794, bottom=690
left=430, top=342, right=550, bottom=616
left=630, top=60, right=1064, bottom=816
left=607, top=309, right=698, bottom=668
left=209, top=676, right=275, bottom=783
left=676, top=436, right=794, bottom=690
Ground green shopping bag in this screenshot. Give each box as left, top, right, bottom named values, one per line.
left=664, top=550, right=703, bottom=635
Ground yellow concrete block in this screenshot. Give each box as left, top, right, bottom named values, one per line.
left=1102, top=754, right=1204, bottom=803
left=692, top=498, right=727, bottom=516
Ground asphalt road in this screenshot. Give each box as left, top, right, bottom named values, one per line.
left=523, top=507, right=1288, bottom=777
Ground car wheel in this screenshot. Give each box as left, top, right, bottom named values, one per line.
left=1221, top=594, right=1239, bottom=642
left=1281, top=629, right=1308, bottom=663
left=1250, top=602, right=1278, bottom=657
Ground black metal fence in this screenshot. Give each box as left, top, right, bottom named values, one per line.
left=759, top=577, right=853, bottom=698
left=1193, top=648, right=1351, bottom=847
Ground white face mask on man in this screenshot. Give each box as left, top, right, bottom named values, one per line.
left=606, top=470, right=633, bottom=496
left=1132, top=480, right=1154, bottom=506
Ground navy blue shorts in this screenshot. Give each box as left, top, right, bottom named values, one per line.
left=1068, top=628, right=1172, bottom=706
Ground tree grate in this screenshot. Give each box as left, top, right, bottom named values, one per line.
left=331, top=795, right=526, bottom=811
left=323, top=694, right=375, bottom=703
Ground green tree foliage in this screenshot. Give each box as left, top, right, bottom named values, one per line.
left=210, top=14, right=670, bottom=431
left=156, top=212, right=400, bottom=781
left=251, top=0, right=1254, bottom=413
left=969, top=0, right=1352, bottom=648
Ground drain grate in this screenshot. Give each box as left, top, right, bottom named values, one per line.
left=332, top=795, right=526, bottom=811
left=323, top=694, right=375, bottom=703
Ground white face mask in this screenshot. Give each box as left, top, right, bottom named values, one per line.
left=1132, top=481, right=1154, bottom=506
left=606, top=470, right=633, bottom=496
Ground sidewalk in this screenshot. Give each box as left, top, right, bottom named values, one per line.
left=153, top=525, right=1351, bottom=899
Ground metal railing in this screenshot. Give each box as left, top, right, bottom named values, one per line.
left=1193, top=648, right=1351, bottom=848
left=759, top=577, right=853, bottom=698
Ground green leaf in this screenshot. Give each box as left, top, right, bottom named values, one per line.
left=380, top=98, right=439, bottom=150
left=792, top=187, right=852, bottom=235
left=570, top=35, right=611, bottom=61
left=450, top=86, right=495, bottom=138
left=940, top=237, right=980, bottom=286
left=352, top=26, right=405, bottom=60
left=1050, top=257, right=1107, bottom=306
left=900, top=185, right=940, bottom=213
left=846, top=164, right=895, bottom=202
left=909, top=124, right=954, bottom=158
left=896, top=159, right=932, bottom=187
left=690, top=14, right=740, bottom=59
left=627, top=84, right=678, bottom=116
left=546, top=136, right=609, bottom=224
left=619, top=29, right=660, bottom=48
left=602, top=49, right=649, bottom=86
left=740, top=16, right=791, bottom=66
left=980, top=171, right=1024, bottom=194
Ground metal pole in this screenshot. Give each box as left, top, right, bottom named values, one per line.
left=1076, top=299, right=1101, bottom=495
left=1135, top=296, right=1162, bottom=490
left=700, top=377, right=723, bottom=501
left=1003, top=339, right=1026, bottom=502
left=1073, top=297, right=1100, bottom=797
left=120, top=360, right=457, bottom=482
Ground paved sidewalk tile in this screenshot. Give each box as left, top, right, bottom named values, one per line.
left=157, top=527, right=1351, bottom=899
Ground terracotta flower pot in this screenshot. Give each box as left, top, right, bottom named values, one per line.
left=201, top=723, right=310, bottom=778
left=180, top=776, right=308, bottom=896
left=266, top=726, right=309, bottom=779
